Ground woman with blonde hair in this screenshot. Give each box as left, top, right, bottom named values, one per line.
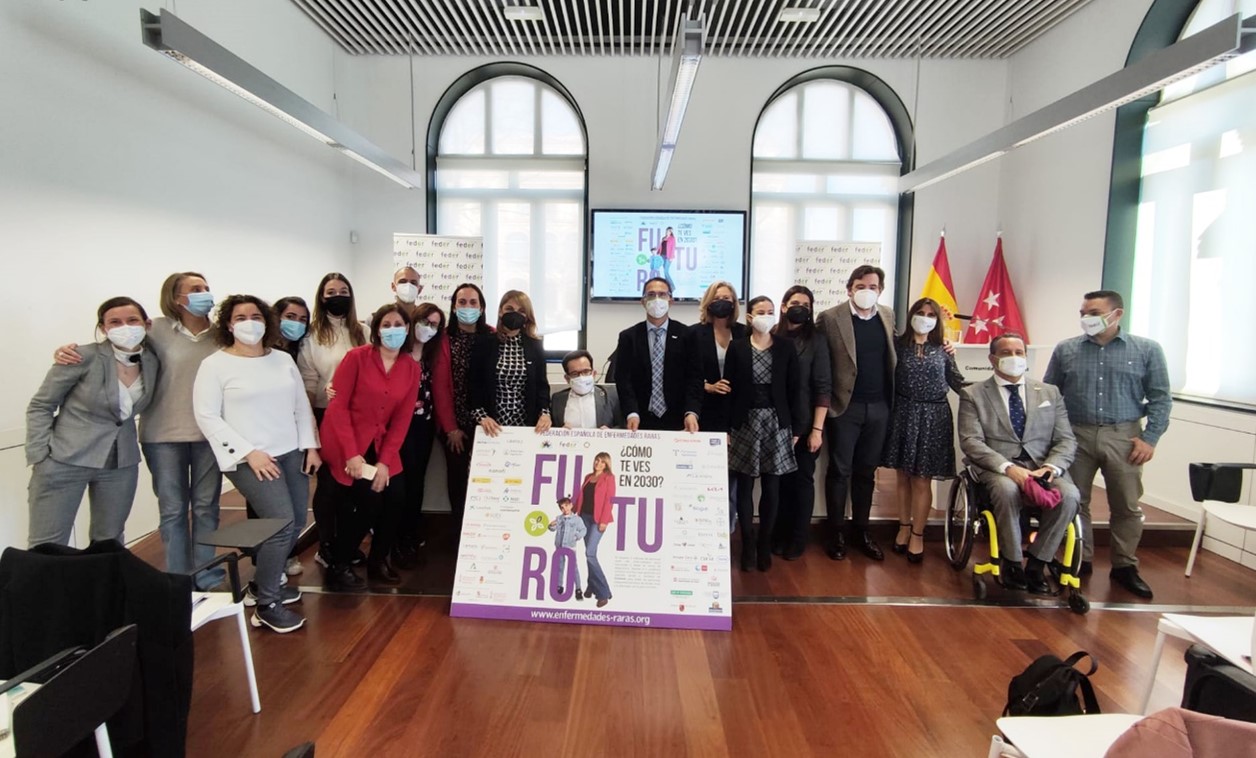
left=469, top=290, right=551, bottom=437
left=688, top=280, right=745, bottom=531
left=573, top=451, right=616, bottom=607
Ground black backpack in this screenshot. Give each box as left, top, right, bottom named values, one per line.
left=1004, top=651, right=1101, bottom=716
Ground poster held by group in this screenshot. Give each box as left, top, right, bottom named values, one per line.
left=450, top=427, right=733, bottom=631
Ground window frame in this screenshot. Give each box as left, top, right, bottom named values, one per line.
left=427, top=63, right=590, bottom=361
left=748, top=67, right=916, bottom=318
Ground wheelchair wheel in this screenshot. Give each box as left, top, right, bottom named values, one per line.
left=972, top=574, right=987, bottom=600
left=1067, top=589, right=1090, bottom=615
left=945, top=476, right=975, bottom=570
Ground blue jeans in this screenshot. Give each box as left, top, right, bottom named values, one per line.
left=224, top=450, right=306, bottom=606
left=555, top=550, right=582, bottom=594
left=580, top=513, right=612, bottom=600
left=143, top=441, right=223, bottom=587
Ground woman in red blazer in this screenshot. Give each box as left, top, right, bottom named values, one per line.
left=574, top=452, right=616, bottom=607
left=392, top=302, right=457, bottom=567
left=319, top=304, right=421, bottom=588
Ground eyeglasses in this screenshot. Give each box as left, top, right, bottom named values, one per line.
left=567, top=369, right=595, bottom=378
left=643, top=292, right=670, bottom=301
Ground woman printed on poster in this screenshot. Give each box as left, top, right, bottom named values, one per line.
left=574, top=451, right=616, bottom=608
left=657, top=227, right=677, bottom=293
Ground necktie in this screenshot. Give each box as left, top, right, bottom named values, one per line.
left=648, top=327, right=667, bottom=418
left=1006, top=384, right=1026, bottom=439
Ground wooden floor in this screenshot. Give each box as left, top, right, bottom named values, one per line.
left=159, top=505, right=1256, bottom=757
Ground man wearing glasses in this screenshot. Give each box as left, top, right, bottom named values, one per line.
left=552, top=350, right=622, bottom=429
left=614, top=278, right=703, bottom=432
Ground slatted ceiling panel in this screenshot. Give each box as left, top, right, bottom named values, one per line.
left=290, top=0, right=1097, bottom=59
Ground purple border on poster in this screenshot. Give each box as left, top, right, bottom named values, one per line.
left=450, top=602, right=732, bottom=632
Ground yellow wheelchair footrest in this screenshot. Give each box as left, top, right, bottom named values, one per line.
left=974, top=562, right=999, bottom=576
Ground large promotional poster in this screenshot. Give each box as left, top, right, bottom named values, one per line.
left=590, top=210, right=746, bottom=301
left=450, top=427, right=733, bottom=631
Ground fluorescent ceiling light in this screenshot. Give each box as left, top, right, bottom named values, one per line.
left=503, top=5, right=545, bottom=22
left=652, top=18, right=704, bottom=191
left=778, top=8, right=821, bottom=24
left=140, top=8, right=422, bottom=189
left=900, top=12, right=1256, bottom=194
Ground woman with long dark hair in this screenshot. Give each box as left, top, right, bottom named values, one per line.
left=771, top=285, right=832, bottom=561
left=298, top=273, right=367, bottom=567
left=193, top=294, right=321, bottom=633
left=469, top=290, right=552, bottom=437
left=318, top=304, right=421, bottom=588
left=882, top=297, right=967, bottom=564
left=394, top=301, right=457, bottom=566
left=444, top=282, right=492, bottom=523
left=28, top=296, right=160, bottom=547
left=272, top=296, right=310, bottom=362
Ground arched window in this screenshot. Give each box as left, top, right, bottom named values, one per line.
left=750, top=73, right=908, bottom=309
left=430, top=67, right=587, bottom=353
left=1126, top=0, right=1256, bottom=408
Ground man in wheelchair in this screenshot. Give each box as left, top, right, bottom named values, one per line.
left=957, top=333, right=1080, bottom=595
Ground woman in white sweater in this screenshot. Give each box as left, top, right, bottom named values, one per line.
left=297, top=272, right=366, bottom=567
left=195, top=294, right=321, bottom=634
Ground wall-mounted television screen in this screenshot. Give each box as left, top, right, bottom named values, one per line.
left=589, top=209, right=747, bottom=302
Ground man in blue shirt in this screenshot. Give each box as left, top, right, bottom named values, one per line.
left=1044, top=290, right=1171, bottom=600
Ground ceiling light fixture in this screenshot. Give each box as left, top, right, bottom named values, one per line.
left=900, top=13, right=1256, bottom=193
left=140, top=8, right=423, bottom=189
left=652, top=17, right=704, bottom=191
left=778, top=8, right=821, bottom=24
left=503, top=5, right=546, bottom=22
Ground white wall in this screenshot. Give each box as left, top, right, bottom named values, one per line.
left=999, top=0, right=1256, bottom=568
left=0, top=0, right=387, bottom=548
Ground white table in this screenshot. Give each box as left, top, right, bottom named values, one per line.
left=1138, top=613, right=1255, bottom=714
left=0, top=681, right=42, bottom=758
left=994, top=713, right=1143, bottom=758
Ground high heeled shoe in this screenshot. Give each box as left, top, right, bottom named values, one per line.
left=907, top=530, right=925, bottom=565
left=892, top=522, right=911, bottom=555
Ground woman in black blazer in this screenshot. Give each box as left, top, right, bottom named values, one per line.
left=726, top=296, right=808, bottom=572
left=470, top=290, right=552, bottom=436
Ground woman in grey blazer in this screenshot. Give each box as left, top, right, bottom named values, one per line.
left=27, top=297, right=160, bottom=547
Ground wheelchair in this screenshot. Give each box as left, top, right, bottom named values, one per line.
left=943, top=466, right=1090, bottom=615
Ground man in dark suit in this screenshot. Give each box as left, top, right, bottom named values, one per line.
left=614, top=278, right=701, bottom=432
left=815, top=265, right=897, bottom=561
left=958, top=333, right=1080, bottom=594
left=552, top=350, right=622, bottom=429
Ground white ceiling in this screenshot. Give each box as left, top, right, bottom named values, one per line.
left=290, top=0, right=1098, bottom=59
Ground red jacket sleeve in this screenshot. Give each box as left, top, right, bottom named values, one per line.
left=323, top=347, right=363, bottom=477
left=595, top=475, right=616, bottom=525
left=379, top=358, right=420, bottom=475
left=432, top=337, right=457, bottom=435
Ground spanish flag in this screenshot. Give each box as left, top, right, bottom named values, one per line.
left=920, top=236, right=962, bottom=342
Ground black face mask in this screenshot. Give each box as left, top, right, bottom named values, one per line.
left=501, top=311, right=527, bottom=331
left=323, top=295, right=352, bottom=317
left=785, top=305, right=811, bottom=325
left=706, top=299, right=734, bottom=319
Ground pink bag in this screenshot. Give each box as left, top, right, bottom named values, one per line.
left=1021, top=476, right=1063, bottom=509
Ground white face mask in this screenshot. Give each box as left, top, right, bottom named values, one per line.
left=998, top=355, right=1028, bottom=378
left=911, top=315, right=937, bottom=335
left=395, top=282, right=419, bottom=304
left=645, top=298, right=670, bottom=320
left=852, top=289, right=879, bottom=310
left=751, top=314, right=776, bottom=334
left=415, top=324, right=439, bottom=344
left=1080, top=313, right=1110, bottom=336
left=106, top=325, right=146, bottom=351
left=570, top=375, right=596, bottom=396
left=232, top=320, right=266, bottom=346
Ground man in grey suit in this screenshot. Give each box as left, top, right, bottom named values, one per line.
left=551, top=350, right=622, bottom=429
left=815, top=265, right=897, bottom=561
left=958, top=332, right=1080, bottom=594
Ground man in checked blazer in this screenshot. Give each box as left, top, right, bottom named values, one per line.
left=958, top=332, right=1080, bottom=595
left=614, top=277, right=701, bottom=432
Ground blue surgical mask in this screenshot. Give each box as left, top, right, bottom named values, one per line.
left=455, top=307, right=481, bottom=325
left=279, top=320, right=307, bottom=342
left=185, top=291, right=215, bottom=317
left=380, top=326, right=407, bottom=350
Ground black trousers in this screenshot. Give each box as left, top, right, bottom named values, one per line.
left=775, top=436, right=819, bottom=549
left=443, top=423, right=476, bottom=521
left=637, top=408, right=683, bottom=431
left=310, top=407, right=339, bottom=554
left=735, top=473, right=780, bottom=554
left=330, top=447, right=406, bottom=567
left=824, top=400, right=890, bottom=541
left=397, top=414, right=435, bottom=545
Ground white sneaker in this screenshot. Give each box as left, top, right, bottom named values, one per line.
left=285, top=557, right=303, bottom=576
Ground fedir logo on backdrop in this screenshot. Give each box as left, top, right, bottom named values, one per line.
left=449, top=427, right=733, bottom=631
